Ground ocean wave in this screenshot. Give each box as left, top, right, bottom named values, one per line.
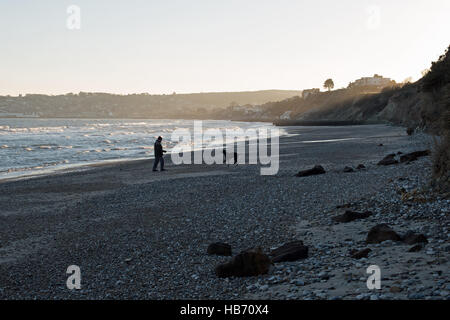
left=0, top=119, right=281, bottom=180
left=0, top=126, right=68, bottom=133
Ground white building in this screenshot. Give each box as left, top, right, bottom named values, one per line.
left=349, top=74, right=393, bottom=88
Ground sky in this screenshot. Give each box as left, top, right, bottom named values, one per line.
left=0, top=0, right=449, bottom=96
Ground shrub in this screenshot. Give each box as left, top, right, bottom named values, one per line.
left=422, top=45, right=450, bottom=92
left=432, top=110, right=450, bottom=194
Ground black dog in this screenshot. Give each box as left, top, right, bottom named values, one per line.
left=223, top=149, right=238, bottom=165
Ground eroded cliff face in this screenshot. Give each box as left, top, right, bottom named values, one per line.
left=296, top=83, right=448, bottom=132
left=373, top=88, right=436, bottom=128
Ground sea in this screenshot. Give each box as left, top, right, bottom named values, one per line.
left=0, top=118, right=282, bottom=180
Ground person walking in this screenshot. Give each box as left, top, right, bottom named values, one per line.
left=153, top=136, right=167, bottom=171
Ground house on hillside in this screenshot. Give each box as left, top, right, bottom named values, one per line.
left=230, top=104, right=263, bottom=115
left=302, top=88, right=320, bottom=99
left=348, top=74, right=394, bottom=89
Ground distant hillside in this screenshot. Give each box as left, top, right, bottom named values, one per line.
left=211, top=84, right=401, bottom=123
left=0, top=90, right=302, bottom=119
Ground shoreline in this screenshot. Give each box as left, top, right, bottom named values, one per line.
left=0, top=119, right=282, bottom=183
left=0, top=121, right=401, bottom=183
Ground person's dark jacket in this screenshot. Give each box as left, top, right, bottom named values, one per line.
left=154, top=140, right=165, bottom=157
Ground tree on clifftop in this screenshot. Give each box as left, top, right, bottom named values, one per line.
left=324, top=78, right=334, bottom=91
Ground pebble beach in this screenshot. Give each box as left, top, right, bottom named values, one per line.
left=0, top=124, right=448, bottom=300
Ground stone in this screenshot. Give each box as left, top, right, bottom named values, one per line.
left=406, top=127, right=415, bottom=136
left=366, top=224, right=401, bottom=244
left=356, top=164, right=366, bottom=170
left=408, top=293, right=425, bottom=299
left=295, top=279, right=305, bottom=286
left=408, top=244, right=424, bottom=252
left=333, top=210, right=372, bottom=223
left=377, top=154, right=398, bottom=166
left=402, top=231, right=428, bottom=245
left=350, top=248, right=371, bottom=259
left=343, top=166, right=354, bottom=172
left=215, top=248, right=271, bottom=278
left=270, top=241, right=308, bottom=263
left=296, top=165, right=326, bottom=177
left=207, top=242, right=232, bottom=256
left=336, top=203, right=352, bottom=209
left=400, top=150, right=431, bottom=163
left=390, top=286, right=403, bottom=293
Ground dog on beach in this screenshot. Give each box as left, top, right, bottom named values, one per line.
left=223, top=149, right=238, bottom=166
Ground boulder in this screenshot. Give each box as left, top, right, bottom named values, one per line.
left=343, top=166, right=354, bottom=173
left=207, top=242, right=232, bottom=256
left=296, top=165, right=326, bottom=177
left=270, top=241, right=308, bottom=262
left=333, top=210, right=372, bottom=223
left=215, top=248, right=271, bottom=278
left=356, top=164, right=366, bottom=170
left=377, top=154, right=398, bottom=166
left=366, top=224, right=401, bottom=244
left=350, top=248, right=371, bottom=259
left=390, top=286, right=403, bottom=293
left=399, top=150, right=431, bottom=163
left=402, top=231, right=428, bottom=245
left=336, top=203, right=352, bottom=209
left=408, top=244, right=424, bottom=252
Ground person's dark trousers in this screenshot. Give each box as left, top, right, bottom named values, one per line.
left=153, top=156, right=164, bottom=171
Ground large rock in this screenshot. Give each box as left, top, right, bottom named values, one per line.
left=296, top=165, right=326, bottom=177
left=366, top=224, right=401, bottom=244
left=408, top=244, right=424, bottom=252
left=207, top=242, right=232, bottom=256
left=215, top=248, right=271, bottom=278
left=400, top=150, right=431, bottom=163
left=343, top=166, right=354, bottom=173
left=377, top=154, right=398, bottom=166
left=401, top=231, right=428, bottom=245
left=350, top=248, right=371, bottom=259
left=333, top=210, right=372, bottom=223
left=270, top=241, right=308, bottom=262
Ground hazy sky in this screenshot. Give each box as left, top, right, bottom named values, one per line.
left=1, top=0, right=449, bottom=95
